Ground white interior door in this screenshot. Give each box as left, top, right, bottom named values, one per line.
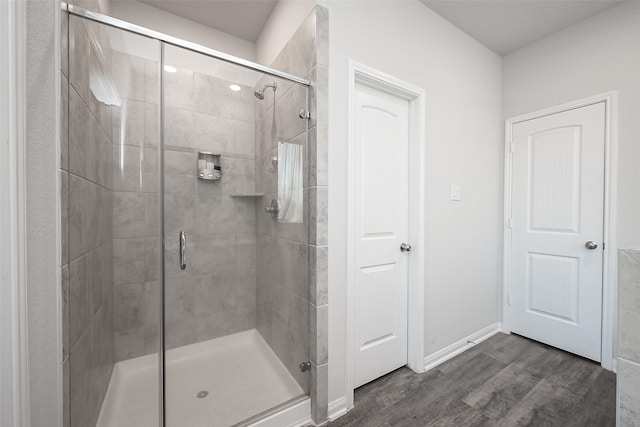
left=510, top=102, right=605, bottom=362
left=353, top=82, right=409, bottom=388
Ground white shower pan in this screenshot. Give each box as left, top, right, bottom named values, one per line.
left=97, top=329, right=310, bottom=427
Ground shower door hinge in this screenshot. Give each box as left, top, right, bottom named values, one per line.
left=510, top=142, right=515, bottom=153
left=299, top=110, right=311, bottom=120
left=299, top=361, right=311, bottom=373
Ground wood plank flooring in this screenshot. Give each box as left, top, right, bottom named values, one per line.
left=329, top=333, right=616, bottom=426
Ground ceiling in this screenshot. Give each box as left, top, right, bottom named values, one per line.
left=134, top=0, right=622, bottom=54
left=139, top=0, right=278, bottom=42
left=420, top=0, right=623, bottom=55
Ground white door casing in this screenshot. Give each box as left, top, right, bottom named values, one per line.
left=352, top=82, right=410, bottom=388
left=509, top=102, right=606, bottom=362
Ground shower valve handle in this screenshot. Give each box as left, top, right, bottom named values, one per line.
left=179, top=231, right=187, bottom=270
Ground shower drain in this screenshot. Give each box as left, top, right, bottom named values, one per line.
left=196, top=391, right=209, bottom=399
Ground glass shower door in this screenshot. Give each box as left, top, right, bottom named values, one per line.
left=65, top=10, right=163, bottom=427
left=161, top=43, right=311, bottom=426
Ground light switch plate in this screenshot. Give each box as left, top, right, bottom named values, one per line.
left=451, top=184, right=461, bottom=201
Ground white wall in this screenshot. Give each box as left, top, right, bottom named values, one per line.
left=25, top=0, right=62, bottom=425
left=109, top=0, right=256, bottom=61
left=502, top=1, right=640, bottom=249
left=326, top=0, right=503, bottom=406
left=255, top=0, right=316, bottom=66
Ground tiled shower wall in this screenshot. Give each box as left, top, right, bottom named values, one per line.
left=161, top=65, right=259, bottom=351
left=62, top=11, right=116, bottom=427
left=110, top=50, right=259, bottom=359
left=255, top=6, right=329, bottom=423
left=618, top=249, right=640, bottom=425
left=109, top=51, right=162, bottom=360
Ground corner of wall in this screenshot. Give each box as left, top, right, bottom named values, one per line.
left=255, top=1, right=317, bottom=67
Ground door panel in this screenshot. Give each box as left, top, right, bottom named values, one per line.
left=353, top=83, right=409, bottom=388
left=529, top=127, right=581, bottom=233
left=510, top=102, right=605, bottom=361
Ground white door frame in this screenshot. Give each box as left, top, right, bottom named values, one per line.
left=502, top=92, right=618, bottom=371
left=1, top=0, right=29, bottom=425
left=346, top=60, right=426, bottom=409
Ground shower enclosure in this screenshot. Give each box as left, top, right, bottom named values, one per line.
left=61, top=3, right=325, bottom=426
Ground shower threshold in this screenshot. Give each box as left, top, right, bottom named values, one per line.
left=96, top=329, right=308, bottom=427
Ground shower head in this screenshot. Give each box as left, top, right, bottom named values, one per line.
left=254, top=82, right=277, bottom=100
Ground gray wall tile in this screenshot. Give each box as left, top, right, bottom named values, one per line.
left=61, top=265, right=70, bottom=361
left=164, top=193, right=195, bottom=236
left=60, top=76, right=69, bottom=171
left=165, top=67, right=194, bottom=110
left=237, top=234, right=257, bottom=271
left=144, top=59, right=159, bottom=104
left=113, top=145, right=143, bottom=192
left=111, top=51, right=144, bottom=102
left=144, top=103, right=159, bottom=148
left=144, top=193, right=160, bottom=237
left=618, top=250, right=640, bottom=426
left=114, top=282, right=145, bottom=331
left=619, top=358, right=640, bottom=425
left=193, top=273, right=236, bottom=316
left=144, top=238, right=160, bottom=281
left=165, top=318, right=197, bottom=349
left=309, top=186, right=328, bottom=246
left=619, top=250, right=640, bottom=362
left=69, top=330, right=91, bottom=427
left=60, top=171, right=69, bottom=266
left=112, top=99, right=144, bottom=147
left=165, top=149, right=196, bottom=176
left=69, top=16, right=90, bottom=103
left=194, top=195, right=235, bottom=234
left=287, top=11, right=317, bottom=78
left=69, top=255, right=89, bottom=349
left=315, top=6, right=329, bottom=68
left=61, top=11, right=69, bottom=79
left=308, top=125, right=328, bottom=187
left=165, top=277, right=195, bottom=322
left=114, top=328, right=145, bottom=361
left=308, top=65, right=328, bottom=129
left=113, top=238, right=145, bottom=285
left=113, top=192, right=145, bottom=238
left=62, top=357, right=70, bottom=427
left=311, top=304, right=328, bottom=365
left=309, top=245, right=328, bottom=305
left=311, top=362, right=328, bottom=423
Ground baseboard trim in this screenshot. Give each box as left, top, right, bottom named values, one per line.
left=328, top=323, right=502, bottom=424
left=328, top=397, right=348, bottom=421
left=423, top=323, right=501, bottom=372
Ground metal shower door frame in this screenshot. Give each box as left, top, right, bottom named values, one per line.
left=62, top=3, right=311, bottom=426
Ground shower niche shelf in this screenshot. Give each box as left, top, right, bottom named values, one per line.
left=197, top=151, right=221, bottom=181
left=230, top=193, right=264, bottom=197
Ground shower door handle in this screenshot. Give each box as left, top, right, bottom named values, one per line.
left=179, top=231, right=187, bottom=270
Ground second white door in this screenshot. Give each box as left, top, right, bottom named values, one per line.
left=509, top=102, right=606, bottom=362
left=353, top=81, right=410, bottom=388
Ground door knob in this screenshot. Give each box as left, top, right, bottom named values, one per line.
left=400, top=243, right=412, bottom=252
left=585, top=241, right=598, bottom=250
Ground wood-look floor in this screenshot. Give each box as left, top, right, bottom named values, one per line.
left=329, top=333, right=616, bottom=427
